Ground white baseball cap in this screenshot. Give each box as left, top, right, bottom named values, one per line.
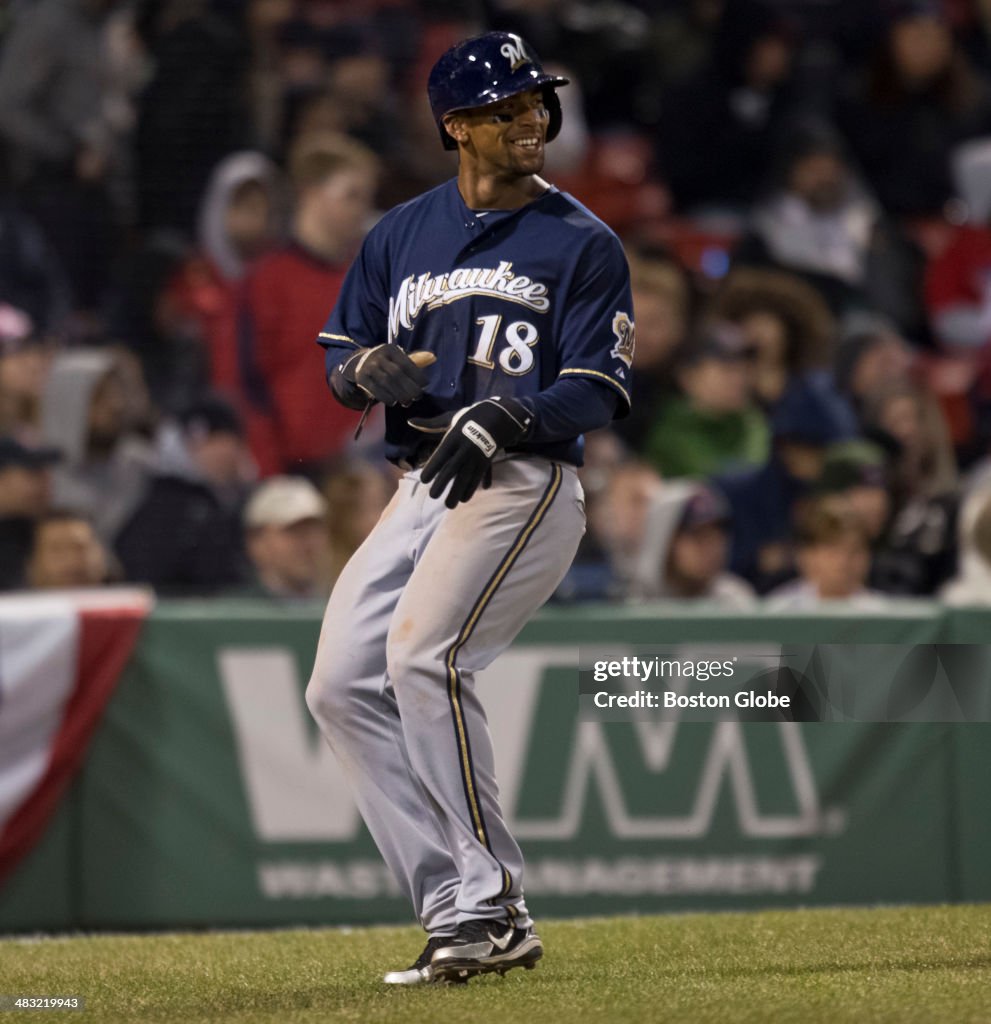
left=244, top=476, right=327, bottom=529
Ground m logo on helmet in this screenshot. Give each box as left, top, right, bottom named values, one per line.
left=611, top=311, right=636, bottom=368
left=500, top=35, right=529, bottom=71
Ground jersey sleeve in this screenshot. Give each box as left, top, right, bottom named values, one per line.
left=556, top=230, right=634, bottom=415
left=316, top=224, right=390, bottom=370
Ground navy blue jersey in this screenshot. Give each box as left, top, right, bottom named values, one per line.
left=318, top=178, right=634, bottom=465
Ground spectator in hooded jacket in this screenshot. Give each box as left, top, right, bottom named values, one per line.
left=166, top=151, right=283, bottom=394
left=628, top=480, right=755, bottom=606
left=39, top=347, right=156, bottom=545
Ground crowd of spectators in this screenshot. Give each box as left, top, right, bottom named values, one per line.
left=3, top=0, right=991, bottom=608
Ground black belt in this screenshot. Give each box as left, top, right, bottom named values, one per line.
left=398, top=440, right=440, bottom=471
left=399, top=446, right=546, bottom=472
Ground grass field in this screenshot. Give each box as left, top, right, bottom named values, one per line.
left=2, top=905, right=990, bottom=1023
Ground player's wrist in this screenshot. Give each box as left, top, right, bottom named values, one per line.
left=331, top=352, right=374, bottom=409
left=340, top=347, right=375, bottom=389
left=478, top=396, right=534, bottom=446
left=509, top=396, right=537, bottom=440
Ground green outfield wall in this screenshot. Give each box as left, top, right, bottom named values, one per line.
left=2, top=600, right=990, bottom=931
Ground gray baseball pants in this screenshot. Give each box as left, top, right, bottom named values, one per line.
left=306, top=455, right=585, bottom=934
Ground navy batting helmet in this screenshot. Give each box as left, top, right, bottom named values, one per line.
left=427, top=31, right=569, bottom=151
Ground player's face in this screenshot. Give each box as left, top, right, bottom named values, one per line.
left=450, top=90, right=550, bottom=176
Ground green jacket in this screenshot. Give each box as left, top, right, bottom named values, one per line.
left=645, top=397, right=770, bottom=479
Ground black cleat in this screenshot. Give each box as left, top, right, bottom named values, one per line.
left=430, top=919, right=543, bottom=982
left=383, top=934, right=454, bottom=985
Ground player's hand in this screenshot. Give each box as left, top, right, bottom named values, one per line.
left=342, top=345, right=430, bottom=406
left=408, top=396, right=533, bottom=508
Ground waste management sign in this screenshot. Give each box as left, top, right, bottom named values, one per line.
left=2, top=602, right=989, bottom=930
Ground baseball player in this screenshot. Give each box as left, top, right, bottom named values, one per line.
left=306, top=31, right=634, bottom=985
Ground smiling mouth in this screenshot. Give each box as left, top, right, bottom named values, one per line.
left=512, top=136, right=542, bottom=152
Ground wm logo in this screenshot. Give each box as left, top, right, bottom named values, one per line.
left=486, top=649, right=844, bottom=842
left=220, top=646, right=843, bottom=843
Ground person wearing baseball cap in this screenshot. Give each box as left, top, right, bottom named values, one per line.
left=0, top=434, right=61, bottom=589
left=631, top=480, right=755, bottom=605
left=814, top=440, right=892, bottom=543
left=241, top=475, right=330, bottom=601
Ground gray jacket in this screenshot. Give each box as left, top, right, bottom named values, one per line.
left=40, top=348, right=154, bottom=543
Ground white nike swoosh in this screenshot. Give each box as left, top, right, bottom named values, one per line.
left=488, top=930, right=513, bottom=951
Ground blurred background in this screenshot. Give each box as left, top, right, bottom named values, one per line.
left=5, top=0, right=991, bottom=605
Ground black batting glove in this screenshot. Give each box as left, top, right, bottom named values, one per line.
left=408, top=396, right=533, bottom=508
left=340, top=344, right=427, bottom=406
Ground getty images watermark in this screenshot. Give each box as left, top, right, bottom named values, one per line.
left=589, top=655, right=790, bottom=712
left=578, top=645, right=991, bottom=723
